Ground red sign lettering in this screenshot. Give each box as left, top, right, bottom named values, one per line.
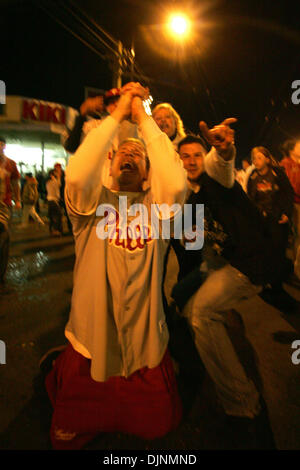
left=60, top=107, right=66, bottom=125
left=22, top=99, right=66, bottom=125
left=22, top=100, right=38, bottom=120
left=39, top=103, right=46, bottom=121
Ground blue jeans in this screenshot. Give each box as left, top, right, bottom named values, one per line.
left=182, top=261, right=262, bottom=418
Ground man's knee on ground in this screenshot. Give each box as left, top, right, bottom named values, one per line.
left=187, top=308, right=227, bottom=331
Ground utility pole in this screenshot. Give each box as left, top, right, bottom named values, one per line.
left=112, top=41, right=123, bottom=88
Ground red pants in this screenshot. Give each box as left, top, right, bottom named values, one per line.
left=45, top=344, right=182, bottom=449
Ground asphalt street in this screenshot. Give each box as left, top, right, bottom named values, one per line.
left=0, top=206, right=300, bottom=451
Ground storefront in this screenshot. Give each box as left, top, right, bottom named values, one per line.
left=0, top=95, right=78, bottom=176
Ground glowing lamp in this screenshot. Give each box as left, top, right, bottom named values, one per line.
left=168, top=14, right=190, bottom=37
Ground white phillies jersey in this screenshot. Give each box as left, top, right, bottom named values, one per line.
left=65, top=186, right=170, bottom=382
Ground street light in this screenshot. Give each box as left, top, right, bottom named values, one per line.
left=168, top=13, right=191, bottom=39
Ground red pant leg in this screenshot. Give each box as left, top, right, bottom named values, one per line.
left=45, top=344, right=182, bottom=449
left=116, top=350, right=182, bottom=439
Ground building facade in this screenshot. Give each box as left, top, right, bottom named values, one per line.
left=0, top=95, right=78, bottom=176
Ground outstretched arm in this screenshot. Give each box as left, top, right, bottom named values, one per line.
left=200, top=118, right=237, bottom=188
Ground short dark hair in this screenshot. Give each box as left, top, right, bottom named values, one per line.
left=0, top=136, right=6, bottom=144
left=25, top=172, right=33, bottom=178
left=177, top=134, right=208, bottom=153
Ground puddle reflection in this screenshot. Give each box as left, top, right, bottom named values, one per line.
left=7, top=251, right=50, bottom=285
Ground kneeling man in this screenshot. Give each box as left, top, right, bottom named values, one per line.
left=45, top=83, right=187, bottom=449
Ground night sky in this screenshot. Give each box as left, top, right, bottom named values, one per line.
left=1, top=0, right=300, bottom=164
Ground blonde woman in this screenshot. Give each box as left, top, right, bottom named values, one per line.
left=152, top=103, right=186, bottom=150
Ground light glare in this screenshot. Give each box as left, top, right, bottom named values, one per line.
left=169, top=14, right=190, bottom=36
left=143, top=95, right=153, bottom=116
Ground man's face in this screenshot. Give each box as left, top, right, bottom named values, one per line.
left=110, top=141, right=148, bottom=190
left=153, top=108, right=176, bottom=138
left=0, top=141, right=6, bottom=154
left=179, top=143, right=206, bottom=182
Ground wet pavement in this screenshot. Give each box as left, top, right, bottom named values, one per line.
left=0, top=206, right=300, bottom=451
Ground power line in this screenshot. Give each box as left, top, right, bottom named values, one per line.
left=58, top=0, right=120, bottom=58
left=67, top=0, right=120, bottom=48
left=36, top=0, right=107, bottom=61
left=35, top=0, right=139, bottom=87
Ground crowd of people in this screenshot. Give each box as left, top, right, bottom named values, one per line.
left=1, top=81, right=300, bottom=449
left=0, top=142, right=73, bottom=288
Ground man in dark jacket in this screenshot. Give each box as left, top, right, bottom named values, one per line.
left=170, top=123, right=279, bottom=446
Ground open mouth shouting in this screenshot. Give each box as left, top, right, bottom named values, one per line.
left=120, top=160, right=137, bottom=172
left=159, top=123, right=169, bottom=132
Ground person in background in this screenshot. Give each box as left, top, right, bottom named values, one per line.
left=247, top=146, right=296, bottom=313
left=280, top=139, right=300, bottom=280
left=36, top=172, right=47, bottom=203
left=53, top=163, right=72, bottom=235
left=0, top=136, right=21, bottom=287
left=63, top=89, right=121, bottom=154
left=19, top=172, right=45, bottom=228
left=46, top=170, right=63, bottom=237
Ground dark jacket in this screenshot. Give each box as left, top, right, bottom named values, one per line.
left=171, top=172, right=288, bottom=309
left=247, top=165, right=294, bottom=222
left=64, top=112, right=106, bottom=154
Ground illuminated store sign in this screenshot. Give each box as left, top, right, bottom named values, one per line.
left=22, top=99, right=66, bottom=125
